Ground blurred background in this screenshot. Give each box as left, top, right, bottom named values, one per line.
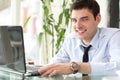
left=0, top=0, right=119, bottom=65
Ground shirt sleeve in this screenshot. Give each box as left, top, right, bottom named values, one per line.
left=50, top=36, right=70, bottom=63
left=90, top=31, right=120, bottom=75
left=90, top=62, right=119, bottom=75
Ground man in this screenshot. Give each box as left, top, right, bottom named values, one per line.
left=38, top=0, right=120, bottom=77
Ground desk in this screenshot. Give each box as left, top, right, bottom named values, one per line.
left=26, top=75, right=120, bottom=80
left=0, top=67, right=120, bottom=80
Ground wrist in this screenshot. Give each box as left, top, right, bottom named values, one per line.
left=70, top=62, right=80, bottom=74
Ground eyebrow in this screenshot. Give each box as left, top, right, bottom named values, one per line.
left=71, top=16, right=89, bottom=20
left=80, top=16, right=88, bottom=19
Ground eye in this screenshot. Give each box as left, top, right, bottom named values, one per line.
left=72, top=18, right=77, bottom=23
left=81, top=17, right=88, bottom=21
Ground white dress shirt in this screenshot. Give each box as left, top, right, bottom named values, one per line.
left=51, top=27, right=120, bottom=75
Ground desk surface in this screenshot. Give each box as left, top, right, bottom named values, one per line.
left=0, top=67, right=120, bottom=80
left=26, top=75, right=120, bottom=80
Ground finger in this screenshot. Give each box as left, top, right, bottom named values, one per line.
left=41, top=69, right=53, bottom=77
left=38, top=64, right=55, bottom=73
left=38, top=65, right=51, bottom=74
left=48, top=70, right=57, bottom=77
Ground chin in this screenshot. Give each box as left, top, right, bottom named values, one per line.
left=76, top=34, right=82, bottom=39
left=76, top=33, right=85, bottom=40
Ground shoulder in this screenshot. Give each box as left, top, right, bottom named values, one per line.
left=99, top=27, right=120, bottom=36
left=100, top=27, right=120, bottom=32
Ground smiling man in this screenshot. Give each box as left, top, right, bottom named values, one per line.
left=38, top=0, right=120, bottom=77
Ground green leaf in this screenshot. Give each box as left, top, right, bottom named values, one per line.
left=58, top=13, right=63, bottom=26
left=62, top=0, right=67, bottom=8
left=38, top=32, right=44, bottom=45
left=72, top=0, right=75, bottom=2
left=55, top=28, right=66, bottom=53
left=64, top=9, right=70, bottom=25
left=44, top=6, right=49, bottom=17
left=43, top=25, right=54, bottom=36
left=47, top=14, right=55, bottom=26
left=23, top=16, right=31, bottom=28
left=50, top=0, right=54, bottom=2
left=54, top=25, right=59, bottom=32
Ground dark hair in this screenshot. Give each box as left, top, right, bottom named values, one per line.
left=70, top=0, right=100, bottom=19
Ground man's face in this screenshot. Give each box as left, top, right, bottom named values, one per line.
left=71, top=8, right=101, bottom=44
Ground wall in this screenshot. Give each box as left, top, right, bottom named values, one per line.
left=96, top=0, right=109, bottom=27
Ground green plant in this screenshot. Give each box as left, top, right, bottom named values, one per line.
left=23, top=16, right=31, bottom=28
left=39, top=0, right=74, bottom=63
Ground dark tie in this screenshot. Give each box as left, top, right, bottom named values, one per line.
left=82, top=45, right=92, bottom=76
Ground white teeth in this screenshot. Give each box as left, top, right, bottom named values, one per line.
left=77, top=29, right=86, bottom=33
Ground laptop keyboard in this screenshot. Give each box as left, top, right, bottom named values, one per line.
left=26, top=65, right=42, bottom=72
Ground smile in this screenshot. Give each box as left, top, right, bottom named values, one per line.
left=76, top=29, right=87, bottom=34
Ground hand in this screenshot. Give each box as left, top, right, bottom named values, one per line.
left=38, top=63, right=73, bottom=77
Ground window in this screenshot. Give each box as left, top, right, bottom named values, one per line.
left=109, top=0, right=119, bottom=28
left=0, top=0, right=43, bottom=65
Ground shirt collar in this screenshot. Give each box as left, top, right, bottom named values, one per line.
left=90, top=28, right=100, bottom=49
left=78, top=28, right=100, bottom=49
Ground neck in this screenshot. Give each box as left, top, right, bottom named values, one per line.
left=82, top=40, right=91, bottom=46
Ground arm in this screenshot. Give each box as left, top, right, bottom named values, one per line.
left=38, top=30, right=120, bottom=77
left=38, top=62, right=91, bottom=77
left=77, top=62, right=91, bottom=74
left=90, top=30, right=120, bottom=75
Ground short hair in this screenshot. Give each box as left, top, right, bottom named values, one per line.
left=70, top=0, right=100, bottom=19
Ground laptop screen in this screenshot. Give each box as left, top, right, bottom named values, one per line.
left=7, top=26, right=26, bottom=73
left=0, top=26, right=13, bottom=65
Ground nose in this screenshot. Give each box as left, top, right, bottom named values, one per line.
left=75, top=20, right=82, bottom=28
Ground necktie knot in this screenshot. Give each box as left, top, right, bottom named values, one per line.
left=84, top=45, right=91, bottom=53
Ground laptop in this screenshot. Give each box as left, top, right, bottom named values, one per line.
left=0, top=26, right=42, bottom=77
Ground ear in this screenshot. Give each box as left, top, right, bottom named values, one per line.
left=96, top=13, right=101, bottom=23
